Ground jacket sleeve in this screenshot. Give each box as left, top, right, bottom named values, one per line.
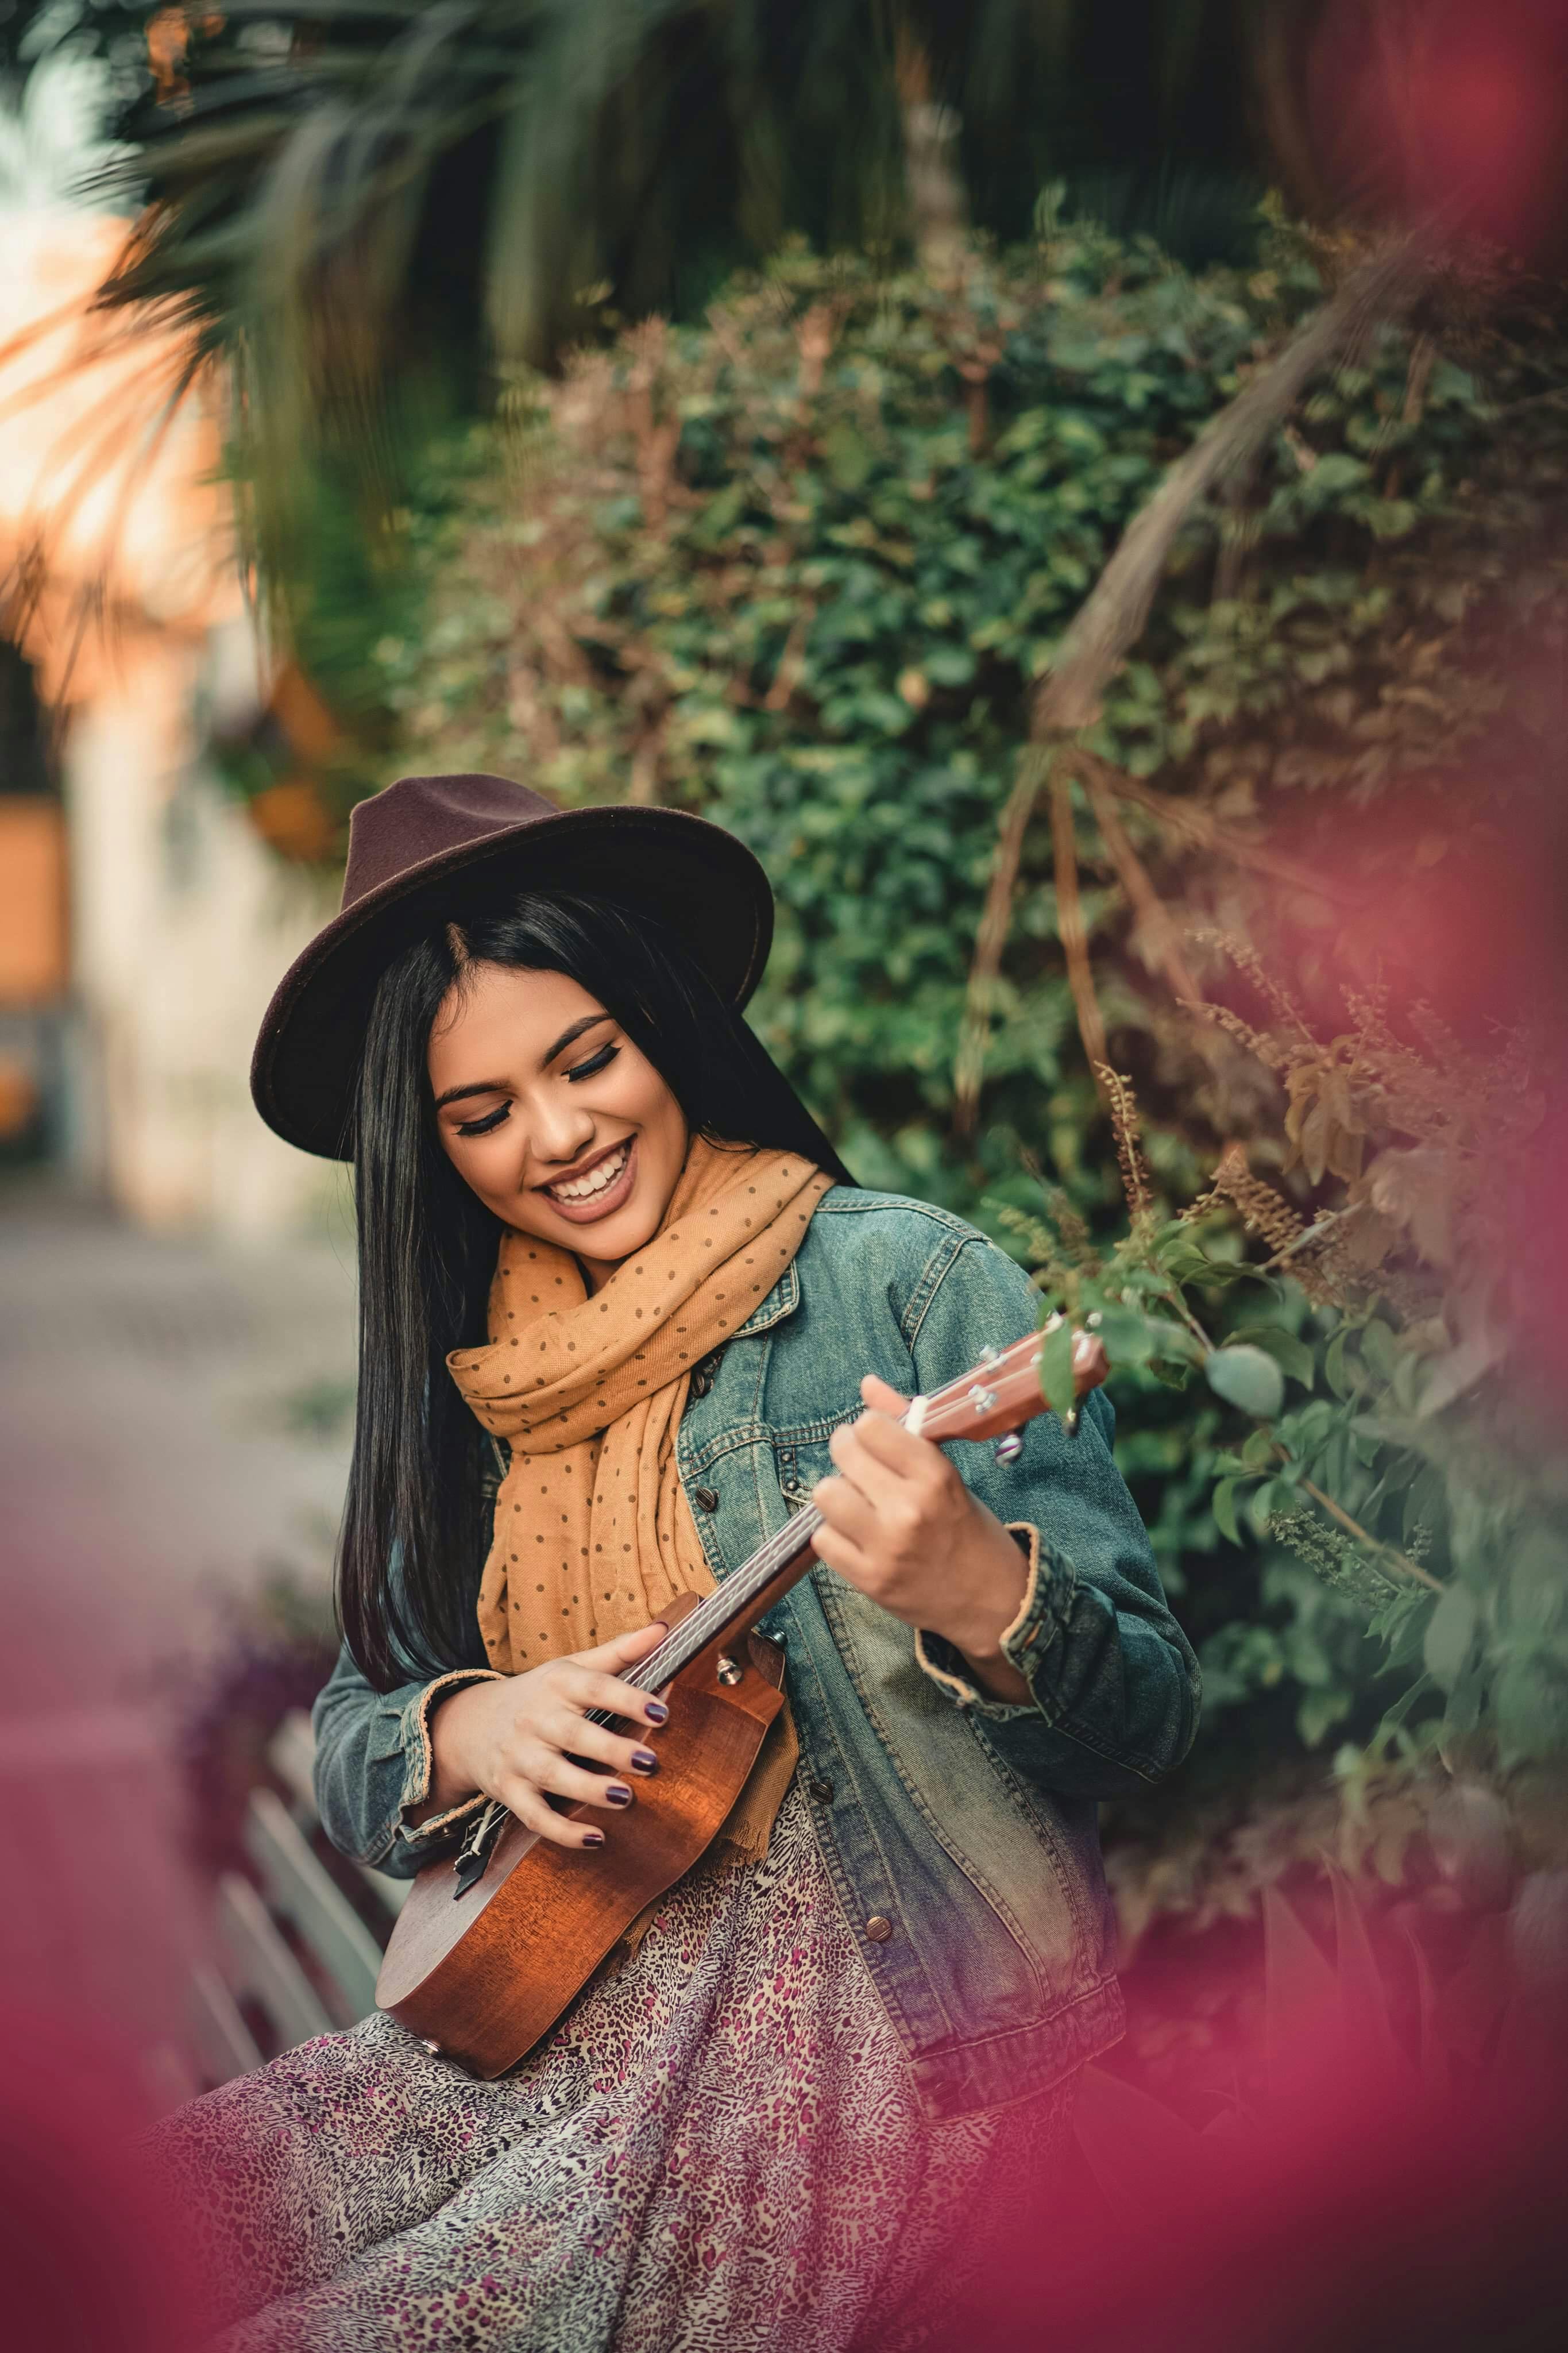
left=905, top=1230, right=1200, bottom=1799
left=311, top=1644, right=502, bottom=1877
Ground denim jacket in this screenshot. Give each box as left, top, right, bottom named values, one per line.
left=313, top=1189, right=1199, bottom=2121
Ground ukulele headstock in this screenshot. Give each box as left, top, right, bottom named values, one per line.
left=914, top=1320, right=1109, bottom=1447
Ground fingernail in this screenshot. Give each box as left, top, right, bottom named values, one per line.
left=631, top=1747, right=658, bottom=1774
left=582, top=1829, right=606, bottom=1848
left=605, top=1783, right=632, bottom=1807
left=644, top=1700, right=669, bottom=1725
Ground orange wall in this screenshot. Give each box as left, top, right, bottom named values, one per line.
left=0, top=798, right=68, bottom=1004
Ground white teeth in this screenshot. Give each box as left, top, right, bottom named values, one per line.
left=549, top=1141, right=629, bottom=1203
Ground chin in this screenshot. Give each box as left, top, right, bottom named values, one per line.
left=579, top=1202, right=663, bottom=1256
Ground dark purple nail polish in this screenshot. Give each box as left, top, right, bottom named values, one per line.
left=582, top=1829, right=606, bottom=1847
left=644, top=1699, right=669, bottom=1725
left=605, top=1783, right=632, bottom=1807
left=631, top=1747, right=658, bottom=1774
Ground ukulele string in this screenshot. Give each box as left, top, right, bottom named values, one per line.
left=578, top=1503, right=824, bottom=1734
left=582, top=1346, right=1029, bottom=1730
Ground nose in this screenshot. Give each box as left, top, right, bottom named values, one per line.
left=528, top=1089, right=596, bottom=1171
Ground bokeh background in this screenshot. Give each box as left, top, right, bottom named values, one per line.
left=1, top=4, right=1566, bottom=2340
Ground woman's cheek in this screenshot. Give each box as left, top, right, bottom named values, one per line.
left=471, top=1135, right=526, bottom=1209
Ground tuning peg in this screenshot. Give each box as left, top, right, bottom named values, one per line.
left=993, top=1430, right=1024, bottom=1464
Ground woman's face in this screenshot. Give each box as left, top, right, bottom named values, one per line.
left=427, top=963, right=689, bottom=1290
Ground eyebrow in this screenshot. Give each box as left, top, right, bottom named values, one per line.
left=432, top=1013, right=615, bottom=1110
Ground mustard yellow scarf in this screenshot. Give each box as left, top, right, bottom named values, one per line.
left=446, top=1137, right=831, bottom=1861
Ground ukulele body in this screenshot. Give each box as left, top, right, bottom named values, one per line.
left=376, top=1605, right=786, bottom=2079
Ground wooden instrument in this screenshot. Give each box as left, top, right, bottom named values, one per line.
left=375, top=1321, right=1109, bottom=2077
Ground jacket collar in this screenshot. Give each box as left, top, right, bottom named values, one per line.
left=732, top=1260, right=802, bottom=1338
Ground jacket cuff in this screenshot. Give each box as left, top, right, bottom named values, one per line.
left=391, top=1668, right=502, bottom=1854
left=914, top=1524, right=1075, bottom=1719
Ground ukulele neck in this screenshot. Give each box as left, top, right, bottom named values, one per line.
left=626, top=1502, right=826, bottom=1693
left=620, top=1317, right=1107, bottom=1695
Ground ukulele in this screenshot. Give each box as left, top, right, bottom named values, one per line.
left=375, top=1320, right=1110, bottom=2077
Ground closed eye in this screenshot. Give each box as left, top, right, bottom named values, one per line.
left=566, top=1043, right=619, bottom=1083
left=455, top=1104, right=509, bottom=1137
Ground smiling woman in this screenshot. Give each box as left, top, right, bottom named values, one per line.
left=145, top=772, right=1198, bottom=2352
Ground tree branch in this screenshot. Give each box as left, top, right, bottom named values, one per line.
left=1034, top=234, right=1438, bottom=731
left=1083, top=772, right=1204, bottom=1006
left=1078, top=753, right=1360, bottom=905
left=1051, top=766, right=1108, bottom=1084
left=953, top=751, right=1046, bottom=1136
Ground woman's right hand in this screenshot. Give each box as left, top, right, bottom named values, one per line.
left=419, top=1622, right=670, bottom=1849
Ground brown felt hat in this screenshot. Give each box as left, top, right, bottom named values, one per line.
left=252, top=773, right=778, bottom=1160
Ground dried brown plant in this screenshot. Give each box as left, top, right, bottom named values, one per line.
left=1192, top=925, right=1315, bottom=1042
left=1096, top=1063, right=1155, bottom=1228
left=1210, top=1143, right=1307, bottom=1257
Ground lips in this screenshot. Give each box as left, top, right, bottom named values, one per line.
left=539, top=1137, right=637, bottom=1225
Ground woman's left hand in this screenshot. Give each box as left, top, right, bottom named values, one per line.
left=811, top=1375, right=1032, bottom=1703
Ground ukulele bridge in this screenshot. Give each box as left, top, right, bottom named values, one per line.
left=453, top=1799, right=506, bottom=1899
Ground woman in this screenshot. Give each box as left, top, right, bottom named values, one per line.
left=155, top=772, right=1199, bottom=2351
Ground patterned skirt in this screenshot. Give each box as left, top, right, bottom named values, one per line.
left=152, top=1783, right=1074, bottom=2351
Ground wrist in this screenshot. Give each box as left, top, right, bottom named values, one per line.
left=940, top=1523, right=1032, bottom=1704
left=933, top=1521, right=1028, bottom=1660
left=412, top=1679, right=492, bottom=1824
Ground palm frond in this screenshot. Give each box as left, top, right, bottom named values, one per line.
left=11, top=0, right=1265, bottom=637
left=88, top=2, right=1256, bottom=375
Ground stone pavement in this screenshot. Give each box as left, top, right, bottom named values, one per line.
left=0, top=1181, right=357, bottom=2106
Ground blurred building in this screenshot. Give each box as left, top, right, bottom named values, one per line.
left=0, top=206, right=335, bottom=1236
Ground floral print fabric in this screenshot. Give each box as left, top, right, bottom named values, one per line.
left=153, top=1784, right=1073, bottom=2351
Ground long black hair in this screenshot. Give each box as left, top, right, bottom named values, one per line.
left=340, top=885, right=847, bottom=1691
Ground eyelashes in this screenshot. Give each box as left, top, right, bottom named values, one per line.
left=452, top=1043, right=621, bottom=1138
left=455, top=1104, right=508, bottom=1138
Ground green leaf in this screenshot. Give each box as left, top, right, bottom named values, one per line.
left=1443, top=1645, right=1485, bottom=1743
left=1495, top=1655, right=1568, bottom=1767
left=1299, top=1686, right=1353, bottom=1747
left=1423, top=1582, right=1477, bottom=1690
left=1038, top=1317, right=1076, bottom=1422
left=1377, top=1671, right=1434, bottom=1737
left=1092, top=1306, right=1158, bottom=1368
left=1508, top=1530, right=1568, bottom=1633
left=1229, top=1325, right=1316, bottom=1389
left=1325, top=1326, right=1360, bottom=1399
left=1250, top=1478, right=1287, bottom=1536
left=924, top=643, right=978, bottom=687
left=1162, top=1243, right=1256, bottom=1289
left=1212, top=1478, right=1243, bottom=1545
left=1206, top=1345, right=1286, bottom=1420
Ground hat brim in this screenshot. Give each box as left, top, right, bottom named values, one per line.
left=252, top=804, right=774, bottom=1160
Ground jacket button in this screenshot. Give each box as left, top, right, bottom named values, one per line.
left=808, top=1777, right=834, bottom=1805
left=693, top=1484, right=719, bottom=1513
left=864, top=1915, right=894, bottom=1944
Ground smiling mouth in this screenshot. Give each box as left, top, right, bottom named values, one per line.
left=540, top=1136, right=635, bottom=1220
